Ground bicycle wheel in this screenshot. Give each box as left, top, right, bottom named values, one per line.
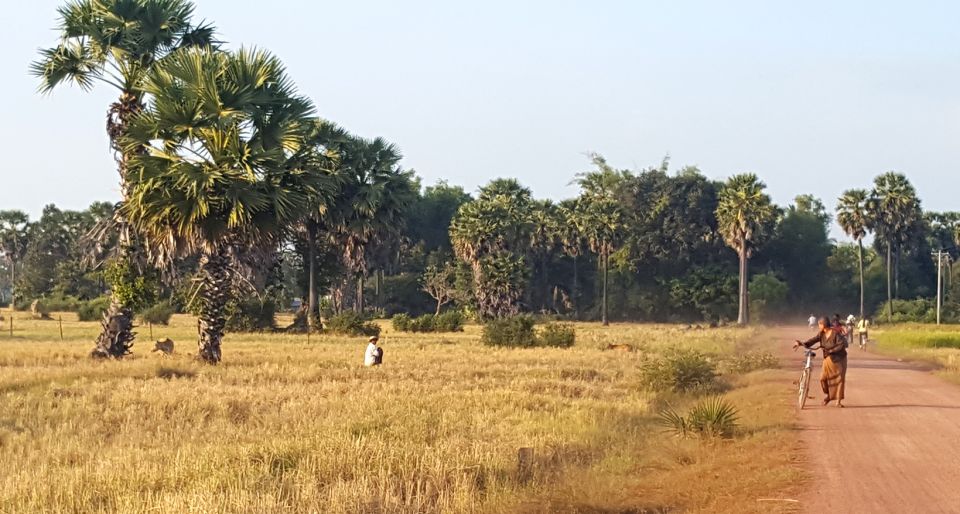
left=797, top=368, right=811, bottom=410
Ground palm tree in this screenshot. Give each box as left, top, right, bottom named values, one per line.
left=573, top=154, right=630, bottom=326
left=0, top=211, right=29, bottom=307
left=32, top=0, right=216, bottom=358
left=837, top=189, right=870, bottom=318
left=556, top=200, right=584, bottom=316
left=867, top=172, right=922, bottom=321
left=121, top=48, right=317, bottom=363
left=327, top=137, right=414, bottom=313
left=715, top=174, right=776, bottom=325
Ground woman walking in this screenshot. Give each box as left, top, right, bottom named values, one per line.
left=795, top=316, right=848, bottom=407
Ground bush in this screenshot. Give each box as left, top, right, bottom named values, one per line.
left=225, top=298, right=277, bottom=332
left=140, top=301, right=175, bottom=325
left=482, top=316, right=536, bottom=347
left=537, top=322, right=575, bottom=348
left=77, top=297, right=112, bottom=322
left=657, top=397, right=739, bottom=438
left=41, top=295, right=83, bottom=312
left=391, top=313, right=412, bottom=332
left=873, top=298, right=951, bottom=324
left=433, top=311, right=465, bottom=332
left=326, top=311, right=381, bottom=337
left=641, top=349, right=719, bottom=393
left=724, top=351, right=780, bottom=374
left=391, top=312, right=465, bottom=333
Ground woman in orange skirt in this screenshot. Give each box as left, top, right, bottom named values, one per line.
left=795, top=316, right=848, bottom=407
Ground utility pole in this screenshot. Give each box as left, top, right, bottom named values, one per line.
left=936, top=250, right=943, bottom=325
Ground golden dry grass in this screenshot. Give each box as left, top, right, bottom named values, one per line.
left=0, top=311, right=802, bottom=513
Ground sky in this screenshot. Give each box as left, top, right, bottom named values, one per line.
left=2, top=0, right=959, bottom=240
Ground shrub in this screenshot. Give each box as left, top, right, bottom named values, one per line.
left=391, top=313, right=412, bottom=332
left=391, top=312, right=465, bottom=333
left=326, top=311, right=381, bottom=337
left=140, top=301, right=175, bottom=326
left=482, top=316, right=536, bottom=347
left=536, top=323, right=575, bottom=348
left=433, top=311, right=465, bottom=332
left=41, top=295, right=82, bottom=312
left=657, top=397, right=739, bottom=438
left=225, top=298, right=277, bottom=332
left=641, top=349, right=718, bottom=393
left=724, top=351, right=780, bottom=374
left=77, top=297, right=112, bottom=322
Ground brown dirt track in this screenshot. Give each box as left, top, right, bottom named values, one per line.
left=776, top=326, right=960, bottom=514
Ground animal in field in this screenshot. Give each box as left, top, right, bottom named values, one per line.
left=152, top=338, right=175, bottom=355
left=605, top=343, right=633, bottom=352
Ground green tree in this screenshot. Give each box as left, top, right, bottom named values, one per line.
left=0, top=211, right=30, bottom=306
left=837, top=189, right=870, bottom=318
left=122, top=48, right=317, bottom=363
left=32, top=0, right=216, bottom=358
left=867, top=172, right=923, bottom=321
left=764, top=195, right=832, bottom=311
left=449, top=179, right=534, bottom=319
left=573, top=154, right=631, bottom=325
left=715, top=174, right=777, bottom=325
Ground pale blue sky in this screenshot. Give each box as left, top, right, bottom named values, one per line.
left=3, top=0, right=959, bottom=240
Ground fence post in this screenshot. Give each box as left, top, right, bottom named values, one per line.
left=59, top=315, right=64, bottom=341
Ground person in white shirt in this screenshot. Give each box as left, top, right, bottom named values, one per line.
left=808, top=314, right=817, bottom=328
left=364, top=336, right=383, bottom=367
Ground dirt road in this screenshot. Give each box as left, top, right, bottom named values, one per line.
left=776, top=326, right=960, bottom=513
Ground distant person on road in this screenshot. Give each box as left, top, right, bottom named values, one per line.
left=795, top=316, right=848, bottom=407
left=364, top=336, right=383, bottom=367
left=808, top=314, right=817, bottom=328
left=857, top=317, right=870, bottom=346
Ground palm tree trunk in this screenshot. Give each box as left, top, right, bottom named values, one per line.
left=894, top=244, right=901, bottom=299
left=601, top=250, right=609, bottom=326
left=886, top=244, right=893, bottom=322
left=93, top=91, right=144, bottom=358
left=197, top=246, right=230, bottom=364
left=306, top=223, right=317, bottom=331
left=858, top=239, right=865, bottom=319
left=738, top=246, right=749, bottom=325
left=9, top=257, right=15, bottom=309
left=355, top=275, right=364, bottom=313
left=572, top=254, right=579, bottom=318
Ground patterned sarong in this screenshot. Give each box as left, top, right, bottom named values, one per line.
left=820, top=354, right=847, bottom=401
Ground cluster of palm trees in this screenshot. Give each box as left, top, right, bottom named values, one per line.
left=32, top=0, right=413, bottom=363
left=837, top=173, right=927, bottom=321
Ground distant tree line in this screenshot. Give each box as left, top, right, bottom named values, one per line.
left=8, top=0, right=954, bottom=363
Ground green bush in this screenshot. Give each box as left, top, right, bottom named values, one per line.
left=641, top=349, right=719, bottom=393
left=225, top=298, right=277, bottom=332
left=433, top=311, right=465, bottom=332
left=724, top=351, right=780, bottom=374
left=873, top=298, right=954, bottom=324
left=140, top=301, right=175, bottom=326
left=77, top=297, right=112, bottom=322
left=482, top=316, right=536, bottom=347
left=391, top=313, right=412, bottom=332
left=657, top=397, right=739, bottom=438
left=41, top=295, right=83, bottom=312
left=536, top=322, right=575, bottom=348
left=391, top=312, right=465, bottom=333
left=326, top=311, right=381, bottom=337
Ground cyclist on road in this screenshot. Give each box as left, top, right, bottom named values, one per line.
left=795, top=316, right=848, bottom=408
left=857, top=317, right=870, bottom=348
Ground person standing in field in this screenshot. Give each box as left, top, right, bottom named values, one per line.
left=364, top=336, right=383, bottom=367
left=808, top=314, right=817, bottom=327
left=795, top=316, right=848, bottom=407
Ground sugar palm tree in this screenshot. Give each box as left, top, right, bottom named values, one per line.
left=121, top=48, right=318, bottom=363
left=867, top=172, right=922, bottom=321
left=32, top=0, right=216, bottom=358
left=573, top=154, right=630, bottom=326
left=0, top=211, right=30, bottom=307
left=715, top=174, right=776, bottom=325
left=837, top=189, right=870, bottom=318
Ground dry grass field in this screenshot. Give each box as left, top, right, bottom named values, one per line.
left=0, top=312, right=802, bottom=513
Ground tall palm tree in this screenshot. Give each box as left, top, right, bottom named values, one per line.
left=121, top=48, right=317, bottom=363
left=573, top=154, right=630, bottom=326
left=867, top=172, right=921, bottom=321
left=328, top=137, right=414, bottom=313
left=715, top=174, right=776, bottom=325
left=556, top=200, right=583, bottom=316
left=32, top=0, right=216, bottom=358
left=837, top=189, right=870, bottom=318
left=0, top=211, right=30, bottom=307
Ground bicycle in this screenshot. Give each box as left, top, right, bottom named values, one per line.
left=857, top=331, right=868, bottom=351
left=794, top=343, right=819, bottom=410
